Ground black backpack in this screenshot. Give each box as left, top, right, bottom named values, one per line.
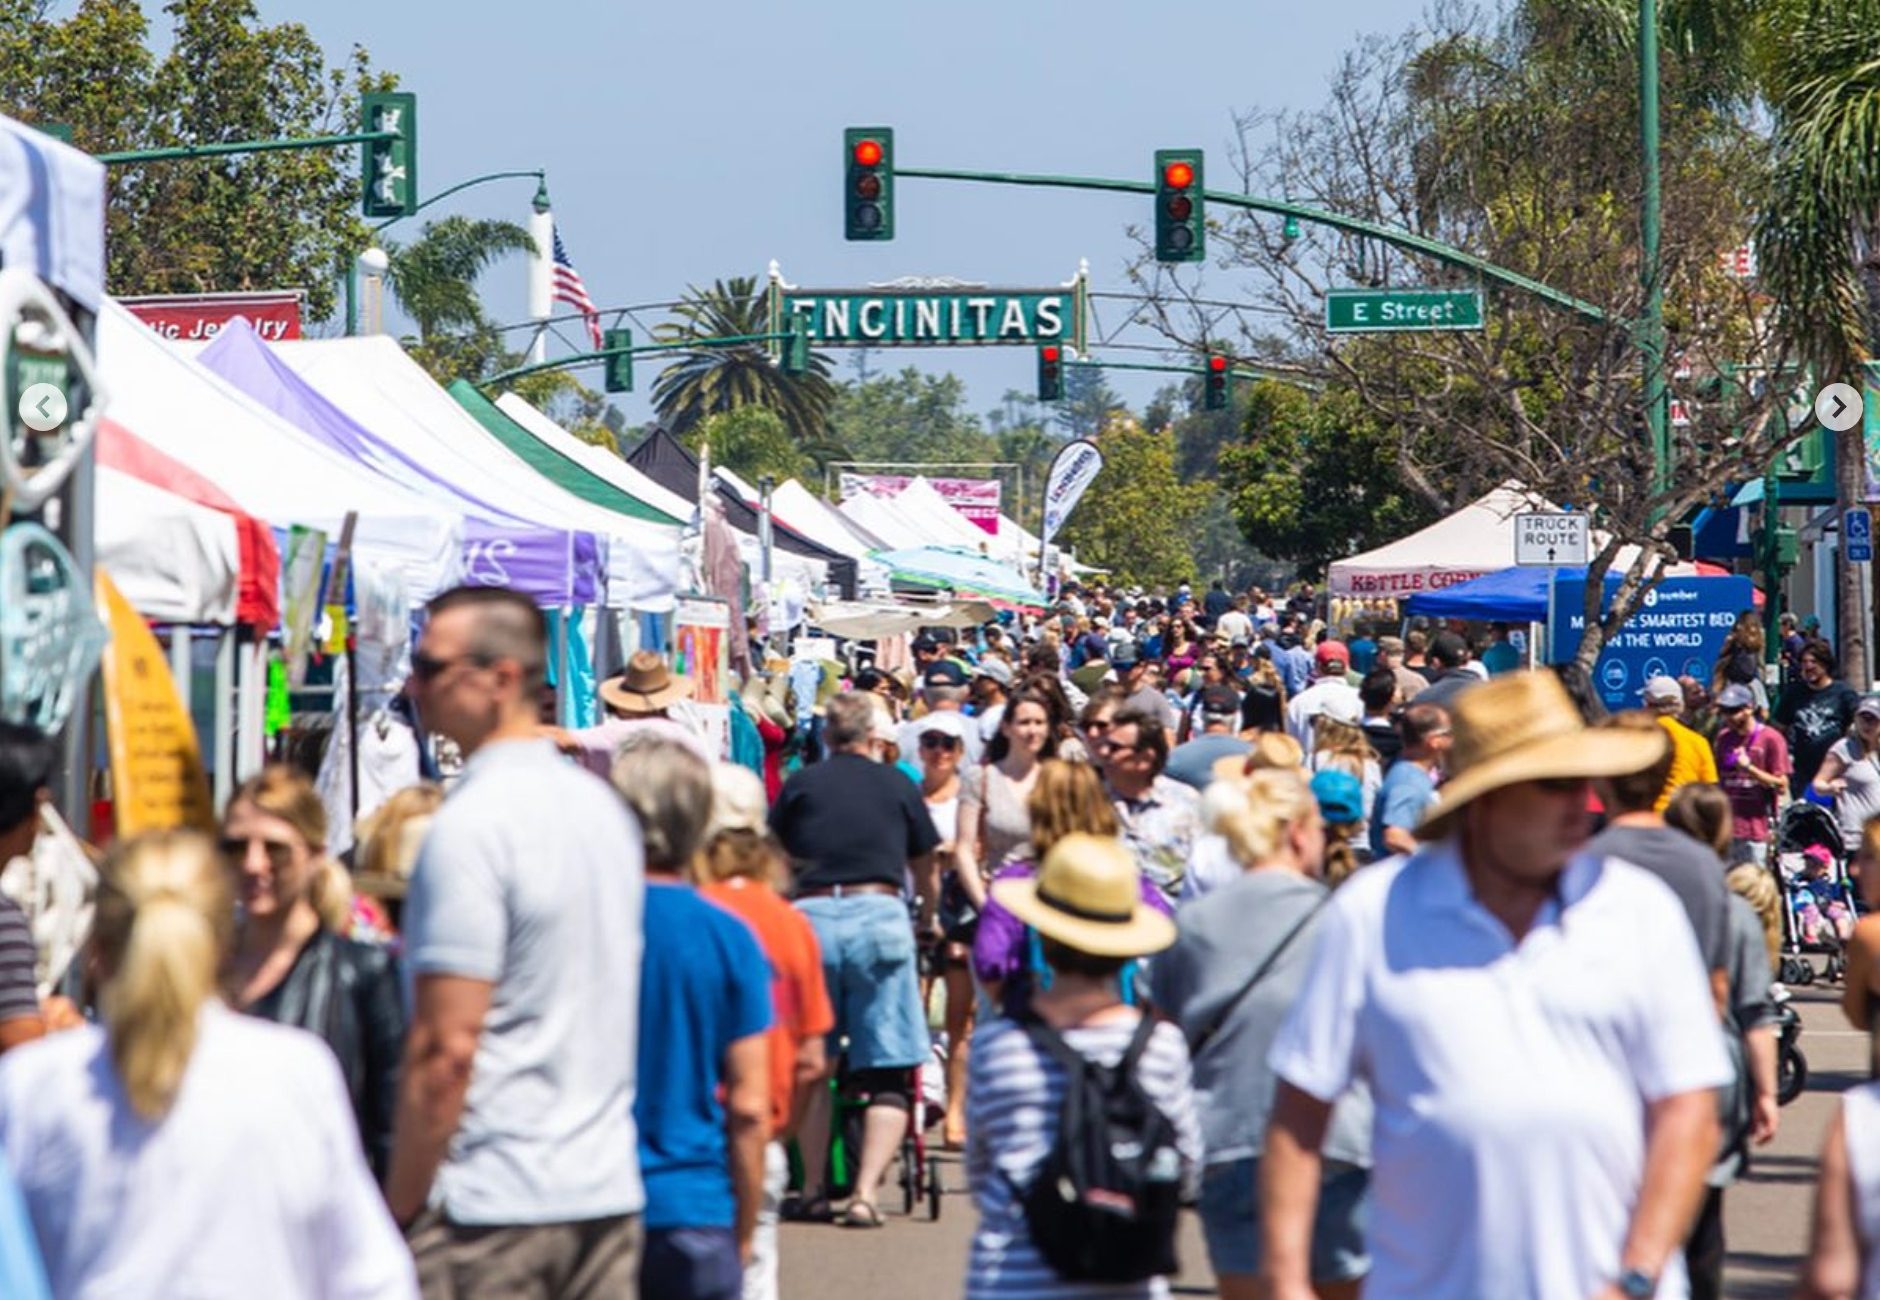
left=1006, top=1011, right=1184, bottom=1283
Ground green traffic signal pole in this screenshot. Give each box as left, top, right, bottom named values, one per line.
left=894, top=167, right=1610, bottom=325
left=478, top=332, right=791, bottom=389
left=96, top=128, right=399, bottom=166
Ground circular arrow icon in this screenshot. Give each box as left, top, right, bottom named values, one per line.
left=1816, top=382, right=1864, bottom=432
left=16, top=382, right=66, bottom=433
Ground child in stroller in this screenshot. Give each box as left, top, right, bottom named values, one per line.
left=1775, top=801, right=1860, bottom=983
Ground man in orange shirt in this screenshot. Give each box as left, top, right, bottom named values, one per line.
left=1647, top=675, right=1718, bottom=810
left=698, top=765, right=836, bottom=1300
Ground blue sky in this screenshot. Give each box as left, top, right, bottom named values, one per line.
left=231, top=0, right=1419, bottom=424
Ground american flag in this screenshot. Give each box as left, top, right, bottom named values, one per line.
left=551, top=224, right=603, bottom=349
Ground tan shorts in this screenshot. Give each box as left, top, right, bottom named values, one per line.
left=408, top=1208, right=642, bottom=1300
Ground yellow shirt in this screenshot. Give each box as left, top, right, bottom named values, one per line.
left=1655, top=715, right=1719, bottom=811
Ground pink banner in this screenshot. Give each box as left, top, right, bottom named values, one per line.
left=840, top=473, right=1002, bottom=535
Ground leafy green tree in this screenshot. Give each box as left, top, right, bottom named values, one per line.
left=0, top=0, right=395, bottom=322
left=1057, top=365, right=1124, bottom=439
left=825, top=368, right=999, bottom=466
left=684, top=407, right=809, bottom=484
left=652, top=276, right=836, bottom=439
left=1055, top=414, right=1207, bottom=588
left=382, top=215, right=534, bottom=385
left=1218, top=381, right=1439, bottom=575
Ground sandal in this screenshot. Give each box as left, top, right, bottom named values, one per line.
left=840, top=1201, right=887, bottom=1229
left=780, top=1194, right=834, bottom=1224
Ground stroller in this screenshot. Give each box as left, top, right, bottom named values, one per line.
left=1772, top=801, right=1859, bottom=985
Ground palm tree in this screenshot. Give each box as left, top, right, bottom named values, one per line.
left=1755, top=0, right=1880, bottom=685
left=651, top=275, right=836, bottom=439
left=382, top=215, right=535, bottom=341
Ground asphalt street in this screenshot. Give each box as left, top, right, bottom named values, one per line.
left=778, top=976, right=1865, bottom=1299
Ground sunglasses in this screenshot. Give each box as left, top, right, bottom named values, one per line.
left=919, top=733, right=961, bottom=750
left=1096, top=738, right=1145, bottom=757
left=219, top=835, right=298, bottom=871
left=1085, top=718, right=1113, bottom=734
left=410, top=650, right=493, bottom=682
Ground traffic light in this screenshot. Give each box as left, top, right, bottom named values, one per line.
left=1203, top=354, right=1228, bottom=410
left=1037, top=344, right=1064, bottom=402
left=360, top=92, right=417, bottom=218
left=603, top=329, right=633, bottom=394
left=1155, top=149, right=1204, bottom=263
left=781, top=316, right=811, bottom=376
left=845, top=127, right=894, bottom=241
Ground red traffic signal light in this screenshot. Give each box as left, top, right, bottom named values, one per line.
left=1041, top=345, right=1060, bottom=362
left=1209, top=354, right=1228, bottom=371
left=846, top=128, right=894, bottom=241
left=853, top=137, right=884, bottom=168
left=1162, top=160, right=1195, bottom=190
left=1155, top=149, right=1204, bottom=263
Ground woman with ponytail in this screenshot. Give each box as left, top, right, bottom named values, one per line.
left=0, top=831, right=416, bottom=1298
left=221, top=766, right=406, bottom=1176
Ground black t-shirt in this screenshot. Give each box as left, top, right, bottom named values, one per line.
left=1362, top=719, right=1403, bottom=768
left=1776, top=679, right=1860, bottom=793
left=769, top=752, right=941, bottom=889
left=1240, top=683, right=1285, bottom=734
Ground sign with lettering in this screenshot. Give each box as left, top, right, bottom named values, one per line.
left=1548, top=574, right=1754, bottom=710
left=782, top=288, right=1080, bottom=347
left=1514, top=512, right=1590, bottom=566
left=839, top=472, right=1002, bottom=535
left=0, top=522, right=108, bottom=731
left=1325, top=287, right=1484, bottom=333
left=97, top=569, right=213, bottom=834
left=120, top=291, right=303, bottom=343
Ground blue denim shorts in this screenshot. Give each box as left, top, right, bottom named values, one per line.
left=796, top=893, right=928, bottom=1070
left=1196, top=1156, right=1370, bottom=1283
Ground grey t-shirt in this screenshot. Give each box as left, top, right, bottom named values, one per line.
left=405, top=738, right=647, bottom=1224
left=1826, top=737, right=1880, bottom=851
left=1151, top=870, right=1371, bottom=1167
left=1587, top=824, right=1731, bottom=975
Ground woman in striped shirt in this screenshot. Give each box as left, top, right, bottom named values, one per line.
left=966, top=834, right=1201, bottom=1299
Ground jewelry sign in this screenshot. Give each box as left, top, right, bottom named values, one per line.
left=0, top=522, right=108, bottom=731
left=1, top=268, right=108, bottom=513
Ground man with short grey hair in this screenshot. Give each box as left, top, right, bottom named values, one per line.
left=900, top=660, right=983, bottom=772
left=392, top=586, right=646, bottom=1297
left=771, top=692, right=941, bottom=1227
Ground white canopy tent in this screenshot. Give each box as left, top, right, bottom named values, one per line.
left=1327, top=482, right=1558, bottom=599
left=98, top=300, right=464, bottom=599
left=838, top=489, right=934, bottom=551
left=269, top=337, right=682, bottom=611
left=96, top=467, right=240, bottom=625
left=893, top=477, right=1001, bottom=553
left=772, top=479, right=881, bottom=559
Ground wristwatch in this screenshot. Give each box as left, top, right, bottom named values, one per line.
left=1618, top=1267, right=1656, bottom=1298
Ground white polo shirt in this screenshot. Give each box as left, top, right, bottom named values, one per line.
left=1269, top=841, right=1730, bottom=1300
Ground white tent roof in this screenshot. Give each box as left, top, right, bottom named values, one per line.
left=839, top=489, right=933, bottom=550
left=270, top=338, right=682, bottom=611
left=1327, top=482, right=1559, bottom=598
left=769, top=480, right=879, bottom=559
left=98, top=300, right=464, bottom=599
left=493, top=393, right=696, bottom=522
left=894, top=477, right=1000, bottom=553
left=97, top=466, right=239, bottom=624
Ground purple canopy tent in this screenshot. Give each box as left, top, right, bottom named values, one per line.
left=197, top=319, right=601, bottom=606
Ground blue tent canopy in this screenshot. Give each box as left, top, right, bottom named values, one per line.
left=1403, top=566, right=1620, bottom=622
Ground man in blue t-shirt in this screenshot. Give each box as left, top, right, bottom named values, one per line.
left=615, top=738, right=773, bottom=1300
left=1371, top=704, right=1452, bottom=860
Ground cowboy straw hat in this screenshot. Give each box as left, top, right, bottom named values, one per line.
left=1415, top=670, right=1667, bottom=840
left=599, top=650, right=694, bottom=716
left=991, top=833, right=1176, bottom=959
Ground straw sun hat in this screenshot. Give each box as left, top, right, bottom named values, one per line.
left=599, top=650, right=694, bottom=715
left=1414, top=670, right=1666, bottom=840
left=991, top=833, right=1176, bottom=958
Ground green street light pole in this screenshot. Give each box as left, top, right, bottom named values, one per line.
left=344, top=169, right=548, bottom=335
left=1640, top=0, right=1669, bottom=498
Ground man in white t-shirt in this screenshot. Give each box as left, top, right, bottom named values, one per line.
left=391, top=587, right=647, bottom=1296
left=1262, top=671, right=1730, bottom=1300
left=1285, top=640, right=1361, bottom=759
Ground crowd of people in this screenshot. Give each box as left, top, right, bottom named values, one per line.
left=1, top=577, right=1879, bottom=1298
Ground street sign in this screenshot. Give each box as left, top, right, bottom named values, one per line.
left=781, top=286, right=1080, bottom=347
left=1847, top=507, right=1873, bottom=563
left=1514, top=512, right=1590, bottom=566
left=1326, top=287, right=1484, bottom=333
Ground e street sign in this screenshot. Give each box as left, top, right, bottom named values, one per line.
left=1326, top=287, right=1484, bottom=334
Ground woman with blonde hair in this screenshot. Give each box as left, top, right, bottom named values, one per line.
left=1310, top=713, right=1381, bottom=864
left=221, top=766, right=405, bottom=1176
left=0, top=831, right=416, bottom=1298
left=972, top=760, right=1172, bottom=1016
left=1153, top=766, right=1371, bottom=1300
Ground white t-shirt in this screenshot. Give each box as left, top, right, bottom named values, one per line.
left=1285, top=678, right=1361, bottom=758
left=1268, top=841, right=1731, bottom=1300
left=405, top=738, right=647, bottom=1225
left=0, top=1004, right=415, bottom=1299
left=1842, top=1083, right=1880, bottom=1299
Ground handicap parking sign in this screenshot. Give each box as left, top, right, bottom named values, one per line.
left=1848, top=508, right=1874, bottom=563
